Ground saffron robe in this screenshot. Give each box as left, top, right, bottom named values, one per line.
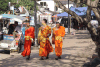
left=38, top=25, right=53, bottom=57
left=52, top=26, right=65, bottom=57
left=21, top=27, right=35, bottom=57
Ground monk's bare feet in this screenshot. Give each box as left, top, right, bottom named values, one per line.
left=40, top=57, right=44, bottom=60
left=58, top=56, right=61, bottom=59
left=46, top=56, right=49, bottom=59
left=55, top=57, right=58, bottom=60
left=46, top=54, right=49, bottom=59
left=55, top=56, right=61, bottom=60
left=26, top=56, right=30, bottom=60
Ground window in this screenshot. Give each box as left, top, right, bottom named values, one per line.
left=40, top=2, right=43, bottom=6
left=55, top=6, right=58, bottom=11
left=44, top=2, right=46, bottom=6
left=40, top=2, right=47, bottom=6
left=45, top=8, right=49, bottom=10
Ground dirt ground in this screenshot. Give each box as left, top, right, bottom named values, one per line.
left=0, top=30, right=96, bottom=67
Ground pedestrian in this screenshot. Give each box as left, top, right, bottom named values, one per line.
left=52, top=22, right=65, bottom=60
left=21, top=21, right=35, bottom=60
left=38, top=19, right=53, bottom=60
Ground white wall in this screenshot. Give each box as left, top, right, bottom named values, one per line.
left=37, top=1, right=55, bottom=11
left=37, top=1, right=74, bottom=12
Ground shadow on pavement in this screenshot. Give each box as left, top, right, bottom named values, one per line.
left=0, top=51, right=88, bottom=67
left=0, top=30, right=95, bottom=67
left=0, top=46, right=93, bottom=67
left=0, top=50, right=10, bottom=54
left=83, top=58, right=100, bottom=67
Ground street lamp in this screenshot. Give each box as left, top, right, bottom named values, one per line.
left=68, top=0, right=70, bottom=34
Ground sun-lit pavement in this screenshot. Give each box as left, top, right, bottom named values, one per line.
left=0, top=30, right=96, bottom=67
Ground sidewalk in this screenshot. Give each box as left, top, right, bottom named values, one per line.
left=0, top=30, right=96, bottom=67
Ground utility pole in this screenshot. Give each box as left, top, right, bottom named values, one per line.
left=34, top=0, right=38, bottom=47
left=68, top=0, right=70, bottom=34
left=8, top=2, right=11, bottom=11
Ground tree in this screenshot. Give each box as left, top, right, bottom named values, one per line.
left=10, top=0, right=35, bottom=15
left=53, top=0, right=100, bottom=57
left=10, top=0, right=58, bottom=15
left=0, top=0, right=12, bottom=14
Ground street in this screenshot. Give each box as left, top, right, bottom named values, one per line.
left=0, top=0, right=100, bottom=66
left=0, top=30, right=96, bottom=67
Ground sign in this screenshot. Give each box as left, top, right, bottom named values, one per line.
left=3, top=35, right=14, bottom=41
left=10, top=6, right=14, bottom=10
left=10, top=19, right=14, bottom=24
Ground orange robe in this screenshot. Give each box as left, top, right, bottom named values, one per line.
left=53, top=26, right=65, bottom=57
left=38, top=25, right=53, bottom=57
left=21, top=27, right=35, bottom=57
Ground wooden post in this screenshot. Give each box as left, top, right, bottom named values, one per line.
left=70, top=16, right=71, bottom=29
left=68, top=0, right=70, bottom=34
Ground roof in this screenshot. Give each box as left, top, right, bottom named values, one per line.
left=0, top=14, right=28, bottom=24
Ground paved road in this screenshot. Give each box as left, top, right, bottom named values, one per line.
left=0, top=30, right=95, bottom=67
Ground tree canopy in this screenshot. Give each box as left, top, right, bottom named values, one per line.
left=0, top=0, right=35, bottom=15
left=0, top=0, right=12, bottom=14
left=11, top=0, right=35, bottom=15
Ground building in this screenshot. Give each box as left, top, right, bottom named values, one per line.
left=37, top=1, right=55, bottom=12
left=37, top=0, right=76, bottom=13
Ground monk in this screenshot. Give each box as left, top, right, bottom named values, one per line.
left=38, top=19, right=53, bottom=60
left=21, top=22, right=35, bottom=60
left=52, top=22, right=65, bottom=60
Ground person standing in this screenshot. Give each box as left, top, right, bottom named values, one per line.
left=21, top=22, right=35, bottom=60
left=38, top=19, right=53, bottom=60
left=52, top=22, right=65, bottom=60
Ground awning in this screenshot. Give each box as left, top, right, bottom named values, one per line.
left=0, top=14, right=28, bottom=24
left=69, top=7, right=85, bottom=16
left=70, top=6, right=95, bottom=16
left=57, top=12, right=71, bottom=17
